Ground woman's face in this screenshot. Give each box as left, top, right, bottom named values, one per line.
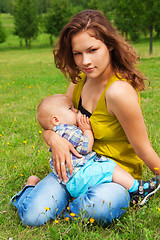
left=71, top=30, right=112, bottom=80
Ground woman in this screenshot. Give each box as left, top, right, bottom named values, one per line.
left=11, top=9, right=160, bottom=227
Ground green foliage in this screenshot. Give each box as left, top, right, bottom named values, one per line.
left=0, top=0, right=14, bottom=13
left=112, top=0, right=143, bottom=41
left=81, top=0, right=101, bottom=10
left=44, top=0, right=73, bottom=45
left=0, top=20, right=6, bottom=43
left=13, top=0, right=38, bottom=48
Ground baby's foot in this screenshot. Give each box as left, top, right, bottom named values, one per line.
left=131, top=176, right=160, bottom=206
left=26, top=175, right=41, bottom=186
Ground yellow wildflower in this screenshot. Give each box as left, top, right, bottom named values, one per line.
left=39, top=130, right=42, bottom=134
left=55, top=220, right=59, bottom=223
left=0, top=134, right=2, bottom=137
left=158, top=208, right=160, bottom=212
left=67, top=207, right=70, bottom=210
left=32, top=145, right=35, bottom=148
left=65, top=217, right=69, bottom=221
left=70, top=212, right=76, bottom=217
left=45, top=207, right=50, bottom=211
left=90, top=218, right=95, bottom=224
left=38, top=150, right=40, bottom=153
left=7, top=143, right=10, bottom=145
left=14, top=119, right=17, bottom=122
left=154, top=167, right=159, bottom=171
left=14, top=166, right=17, bottom=168
left=23, top=141, right=26, bottom=144
left=20, top=174, right=23, bottom=176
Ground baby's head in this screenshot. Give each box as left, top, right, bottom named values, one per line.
left=37, top=94, right=79, bottom=130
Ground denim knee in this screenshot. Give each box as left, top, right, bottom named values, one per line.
left=68, top=183, right=130, bottom=224
left=11, top=172, right=71, bottom=226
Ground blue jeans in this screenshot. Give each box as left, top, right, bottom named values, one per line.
left=10, top=172, right=130, bottom=227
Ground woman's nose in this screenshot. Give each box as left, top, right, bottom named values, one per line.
left=82, top=53, right=91, bottom=65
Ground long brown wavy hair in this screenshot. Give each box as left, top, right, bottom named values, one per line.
left=53, top=9, right=146, bottom=90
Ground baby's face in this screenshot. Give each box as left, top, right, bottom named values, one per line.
left=57, top=97, right=80, bottom=126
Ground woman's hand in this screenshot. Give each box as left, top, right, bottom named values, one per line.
left=43, top=130, right=82, bottom=182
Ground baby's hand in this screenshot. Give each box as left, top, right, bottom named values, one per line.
left=77, top=111, right=92, bottom=132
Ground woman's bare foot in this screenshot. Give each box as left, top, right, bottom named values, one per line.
left=26, top=175, right=41, bottom=186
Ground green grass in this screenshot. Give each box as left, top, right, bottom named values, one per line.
left=0, top=13, right=160, bottom=240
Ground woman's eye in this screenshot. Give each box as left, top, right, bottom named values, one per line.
left=73, top=52, right=81, bottom=56
left=90, top=49, right=97, bottom=53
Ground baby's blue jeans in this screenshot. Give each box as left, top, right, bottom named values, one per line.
left=10, top=172, right=130, bottom=227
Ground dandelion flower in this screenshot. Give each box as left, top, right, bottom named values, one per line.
left=20, top=174, right=23, bottom=176
left=154, top=167, right=159, bottom=171
left=14, top=166, right=17, bottom=169
left=39, top=130, right=42, bottom=134
left=14, top=119, right=17, bottom=122
left=158, top=208, right=160, bottom=212
left=0, top=134, right=2, bottom=137
left=35, top=123, right=37, bottom=125
left=55, top=220, right=59, bottom=223
left=32, top=145, right=35, bottom=148
left=23, top=141, right=26, bottom=144
left=7, top=143, right=10, bottom=145
left=45, top=207, right=50, bottom=211
left=90, top=218, right=95, bottom=224
left=67, top=207, right=70, bottom=211
left=65, top=217, right=69, bottom=221
left=70, top=212, right=76, bottom=217
left=38, top=150, right=40, bottom=153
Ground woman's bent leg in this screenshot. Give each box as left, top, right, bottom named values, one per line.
left=66, top=183, right=130, bottom=224
left=11, top=172, right=71, bottom=226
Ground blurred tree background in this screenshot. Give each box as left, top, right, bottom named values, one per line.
left=0, top=0, right=160, bottom=53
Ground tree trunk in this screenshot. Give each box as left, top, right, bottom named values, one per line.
left=149, top=25, right=153, bottom=55
left=50, top=35, right=53, bottom=45
left=25, top=38, right=28, bottom=48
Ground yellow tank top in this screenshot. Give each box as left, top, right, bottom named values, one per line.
left=72, top=73, right=143, bottom=179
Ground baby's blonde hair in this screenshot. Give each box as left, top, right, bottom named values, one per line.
left=37, top=94, right=66, bottom=130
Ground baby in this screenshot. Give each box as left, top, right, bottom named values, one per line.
left=37, top=94, right=160, bottom=205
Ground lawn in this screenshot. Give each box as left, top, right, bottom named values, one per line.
left=0, top=14, right=160, bottom=239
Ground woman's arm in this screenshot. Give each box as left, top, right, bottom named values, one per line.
left=106, top=81, right=160, bottom=175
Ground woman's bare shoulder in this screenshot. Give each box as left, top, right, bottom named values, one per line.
left=106, top=80, right=139, bottom=114
left=106, top=80, right=138, bottom=100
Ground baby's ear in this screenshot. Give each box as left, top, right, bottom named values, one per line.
left=51, top=116, right=60, bottom=126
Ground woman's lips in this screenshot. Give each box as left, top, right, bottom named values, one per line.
left=83, top=67, right=94, bottom=73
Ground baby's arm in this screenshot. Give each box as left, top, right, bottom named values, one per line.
left=77, top=113, right=94, bottom=153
